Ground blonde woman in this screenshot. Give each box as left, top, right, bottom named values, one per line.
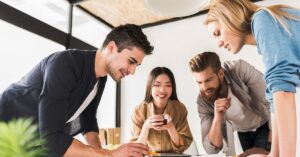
left=131, top=67, right=193, bottom=154
left=204, top=0, right=300, bottom=157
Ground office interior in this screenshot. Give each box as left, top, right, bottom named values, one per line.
left=0, top=0, right=299, bottom=156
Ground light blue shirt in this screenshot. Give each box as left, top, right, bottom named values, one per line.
left=251, top=8, right=300, bottom=106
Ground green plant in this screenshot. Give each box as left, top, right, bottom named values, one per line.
left=0, top=119, right=45, bottom=157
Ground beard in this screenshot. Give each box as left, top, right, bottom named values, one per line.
left=200, top=78, right=228, bottom=104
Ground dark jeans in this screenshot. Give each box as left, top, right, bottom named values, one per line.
left=238, top=122, right=271, bottom=151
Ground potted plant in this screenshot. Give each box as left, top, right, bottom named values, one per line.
left=0, top=118, right=45, bottom=157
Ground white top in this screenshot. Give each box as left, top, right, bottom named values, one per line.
left=67, top=81, right=99, bottom=123
left=225, top=88, right=264, bottom=132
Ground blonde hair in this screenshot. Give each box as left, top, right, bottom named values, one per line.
left=204, top=0, right=300, bottom=36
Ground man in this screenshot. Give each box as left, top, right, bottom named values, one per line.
left=189, top=52, right=271, bottom=156
left=0, top=24, right=154, bottom=157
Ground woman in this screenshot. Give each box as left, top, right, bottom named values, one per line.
left=204, top=0, right=300, bottom=156
left=130, top=67, right=193, bottom=153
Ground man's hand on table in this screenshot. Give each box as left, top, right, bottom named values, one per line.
left=110, top=143, right=149, bottom=157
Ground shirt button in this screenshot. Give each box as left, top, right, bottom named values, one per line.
left=158, top=142, right=160, bottom=144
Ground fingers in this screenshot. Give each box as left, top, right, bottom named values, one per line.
left=154, top=125, right=169, bottom=130
left=126, top=143, right=149, bottom=149
left=215, top=98, right=231, bottom=107
left=148, top=115, right=167, bottom=129
left=216, top=106, right=227, bottom=112
left=153, top=125, right=165, bottom=130
left=150, top=115, right=164, bottom=122
left=123, top=143, right=149, bottom=157
left=214, top=98, right=231, bottom=112
left=146, top=116, right=162, bottom=129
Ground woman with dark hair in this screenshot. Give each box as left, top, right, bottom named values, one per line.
left=130, top=67, right=193, bottom=153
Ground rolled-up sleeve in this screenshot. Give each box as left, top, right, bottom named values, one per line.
left=197, top=98, right=223, bottom=154
left=252, top=10, right=300, bottom=103
left=200, top=115, right=223, bottom=154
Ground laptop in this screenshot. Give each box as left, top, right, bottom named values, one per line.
left=152, top=153, right=191, bottom=157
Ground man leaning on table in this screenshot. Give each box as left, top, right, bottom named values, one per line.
left=189, top=52, right=271, bottom=156
left=0, top=24, right=153, bottom=157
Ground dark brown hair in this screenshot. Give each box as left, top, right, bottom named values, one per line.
left=189, top=52, right=221, bottom=73
left=144, top=67, right=178, bottom=103
left=102, top=24, right=154, bottom=55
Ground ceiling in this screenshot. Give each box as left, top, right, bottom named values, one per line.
left=69, top=0, right=208, bottom=28
left=79, top=0, right=172, bottom=28
left=68, top=0, right=262, bottom=28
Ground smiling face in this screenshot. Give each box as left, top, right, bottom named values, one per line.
left=192, top=66, right=224, bottom=102
left=107, top=44, right=145, bottom=82
left=151, top=74, right=172, bottom=108
left=207, top=21, right=247, bottom=54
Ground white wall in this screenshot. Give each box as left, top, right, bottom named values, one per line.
left=121, top=0, right=300, bottom=155
left=0, top=20, right=64, bottom=92
left=0, top=0, right=115, bottom=139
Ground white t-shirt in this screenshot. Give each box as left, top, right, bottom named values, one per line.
left=67, top=81, right=99, bottom=123
left=225, top=88, right=266, bottom=132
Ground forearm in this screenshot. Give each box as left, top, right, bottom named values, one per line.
left=64, top=139, right=111, bottom=157
left=270, top=113, right=279, bottom=157
left=208, top=119, right=223, bottom=148
left=136, top=124, right=150, bottom=144
left=167, top=125, right=181, bottom=146
left=84, top=132, right=101, bottom=148
left=273, top=91, right=296, bottom=157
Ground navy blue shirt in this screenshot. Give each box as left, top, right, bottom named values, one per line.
left=0, top=49, right=107, bottom=156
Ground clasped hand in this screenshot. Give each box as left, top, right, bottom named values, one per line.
left=214, top=97, right=231, bottom=122
left=145, top=114, right=172, bottom=130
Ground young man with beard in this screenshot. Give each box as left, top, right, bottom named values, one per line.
left=0, top=24, right=153, bottom=157
left=189, top=52, right=271, bottom=156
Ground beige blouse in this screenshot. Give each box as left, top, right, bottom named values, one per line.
left=131, top=100, right=193, bottom=153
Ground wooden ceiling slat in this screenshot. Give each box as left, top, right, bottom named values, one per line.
left=76, top=0, right=263, bottom=28
left=79, top=0, right=171, bottom=27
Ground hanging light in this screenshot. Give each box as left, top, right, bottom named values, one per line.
left=145, top=0, right=209, bottom=17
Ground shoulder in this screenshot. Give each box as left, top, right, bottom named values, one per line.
left=253, top=9, right=270, bottom=18
left=45, top=49, right=96, bottom=71
left=224, top=59, right=251, bottom=71
left=44, top=49, right=81, bottom=65
left=252, top=9, right=275, bottom=30
left=252, top=9, right=274, bottom=24
left=197, top=95, right=208, bottom=107
left=132, top=102, right=148, bottom=122
left=251, top=9, right=280, bottom=38
left=133, top=101, right=149, bottom=114
left=58, top=49, right=95, bottom=62
left=196, top=95, right=214, bottom=116
left=224, top=60, right=262, bottom=84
